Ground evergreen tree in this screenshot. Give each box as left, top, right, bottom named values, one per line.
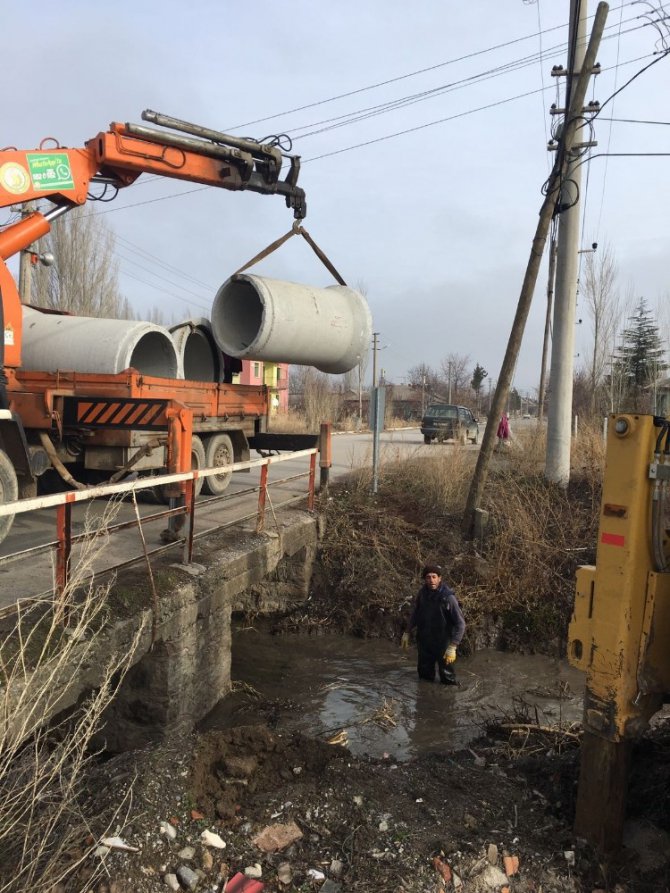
left=470, top=363, right=488, bottom=411
left=613, top=298, right=667, bottom=410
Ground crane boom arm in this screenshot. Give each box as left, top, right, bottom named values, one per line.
left=0, top=110, right=306, bottom=369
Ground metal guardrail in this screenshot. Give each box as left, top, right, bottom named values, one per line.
left=0, top=445, right=325, bottom=601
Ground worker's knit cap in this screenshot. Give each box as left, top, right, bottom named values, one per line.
left=422, top=564, right=442, bottom=578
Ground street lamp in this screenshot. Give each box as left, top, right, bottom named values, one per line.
left=19, top=246, right=54, bottom=302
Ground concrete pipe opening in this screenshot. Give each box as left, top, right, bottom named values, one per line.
left=21, top=307, right=179, bottom=378
left=211, top=274, right=372, bottom=374
left=170, top=319, right=222, bottom=382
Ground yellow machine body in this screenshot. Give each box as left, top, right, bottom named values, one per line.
left=569, top=414, right=670, bottom=741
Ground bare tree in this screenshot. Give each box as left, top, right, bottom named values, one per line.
left=32, top=207, right=131, bottom=318
left=291, top=367, right=341, bottom=429
left=580, top=242, right=620, bottom=415
left=440, top=353, right=470, bottom=402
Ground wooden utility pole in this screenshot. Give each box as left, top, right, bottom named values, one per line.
left=462, top=1, right=609, bottom=537
left=18, top=202, right=36, bottom=302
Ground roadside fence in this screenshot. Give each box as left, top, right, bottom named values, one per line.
left=0, top=427, right=331, bottom=609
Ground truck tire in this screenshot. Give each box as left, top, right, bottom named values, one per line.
left=423, top=435, right=432, bottom=445
left=159, top=434, right=206, bottom=503
left=0, top=449, right=19, bottom=544
left=202, top=434, right=234, bottom=496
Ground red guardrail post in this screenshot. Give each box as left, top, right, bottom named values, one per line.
left=256, top=463, right=268, bottom=533
left=55, top=501, right=73, bottom=605
left=318, top=421, right=332, bottom=493
left=183, top=478, right=196, bottom=564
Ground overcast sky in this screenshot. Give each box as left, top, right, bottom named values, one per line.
left=4, top=0, right=669, bottom=393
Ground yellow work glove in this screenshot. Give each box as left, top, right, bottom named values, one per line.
left=444, top=645, right=457, bottom=664
left=401, top=632, right=410, bottom=651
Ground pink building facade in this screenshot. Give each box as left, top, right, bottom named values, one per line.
left=237, top=361, right=289, bottom=413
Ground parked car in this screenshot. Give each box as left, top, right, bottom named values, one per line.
left=420, top=404, right=479, bottom=444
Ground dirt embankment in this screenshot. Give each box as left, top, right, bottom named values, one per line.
left=59, top=716, right=670, bottom=893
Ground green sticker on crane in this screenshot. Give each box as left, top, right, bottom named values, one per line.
left=27, top=153, right=74, bottom=191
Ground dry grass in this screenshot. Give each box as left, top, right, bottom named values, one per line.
left=307, top=427, right=602, bottom=654
left=0, top=505, right=147, bottom=893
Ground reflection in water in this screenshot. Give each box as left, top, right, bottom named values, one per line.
left=203, top=625, right=584, bottom=760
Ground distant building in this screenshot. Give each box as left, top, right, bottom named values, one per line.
left=236, top=361, right=289, bottom=412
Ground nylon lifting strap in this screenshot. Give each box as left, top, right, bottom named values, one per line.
left=233, top=221, right=347, bottom=286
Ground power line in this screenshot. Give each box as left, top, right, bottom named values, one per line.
left=114, top=233, right=216, bottom=292
left=224, top=1, right=635, bottom=132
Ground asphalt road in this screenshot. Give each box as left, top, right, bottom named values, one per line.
left=0, top=418, right=545, bottom=605
left=1, top=426, right=455, bottom=606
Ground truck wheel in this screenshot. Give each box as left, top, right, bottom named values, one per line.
left=0, top=449, right=19, bottom=544
left=423, top=435, right=432, bottom=445
left=471, top=430, right=480, bottom=445
left=159, top=435, right=205, bottom=503
left=202, top=434, right=234, bottom=496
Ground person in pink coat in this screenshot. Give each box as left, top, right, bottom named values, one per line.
left=496, top=412, right=510, bottom=449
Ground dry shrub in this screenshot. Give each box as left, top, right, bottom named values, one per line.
left=479, top=468, right=599, bottom=651
left=270, top=409, right=311, bottom=434
left=311, top=439, right=602, bottom=654
left=0, top=503, right=146, bottom=893
left=572, top=416, right=607, bottom=480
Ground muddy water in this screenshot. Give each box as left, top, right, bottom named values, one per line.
left=202, top=626, right=585, bottom=761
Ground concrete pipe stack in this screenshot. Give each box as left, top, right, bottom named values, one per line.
left=169, top=318, right=223, bottom=382
left=21, top=306, right=179, bottom=378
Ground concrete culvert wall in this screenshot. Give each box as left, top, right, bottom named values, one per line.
left=211, top=274, right=372, bottom=374
left=21, top=307, right=179, bottom=378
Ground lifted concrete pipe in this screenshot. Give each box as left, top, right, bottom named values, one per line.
left=21, top=307, right=179, bottom=378
left=211, top=274, right=372, bottom=374
left=170, top=318, right=222, bottom=381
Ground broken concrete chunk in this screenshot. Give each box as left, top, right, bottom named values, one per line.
left=277, top=862, right=292, bottom=885
left=164, top=873, right=180, bottom=891
left=200, top=829, right=226, bottom=849
left=252, top=821, right=303, bottom=853
left=160, top=821, right=177, bottom=841
left=480, top=865, right=509, bottom=888
left=330, top=859, right=344, bottom=877
left=176, top=865, right=199, bottom=890
left=245, top=863, right=263, bottom=878
left=487, top=843, right=498, bottom=865
left=178, top=846, right=195, bottom=860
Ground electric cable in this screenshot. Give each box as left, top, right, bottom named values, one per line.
left=595, top=0, right=626, bottom=237
left=224, top=1, right=636, bottom=132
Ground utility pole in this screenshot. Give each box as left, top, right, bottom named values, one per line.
left=372, top=332, right=379, bottom=388
left=545, top=0, right=598, bottom=485
left=538, top=236, right=558, bottom=421
left=448, top=361, right=453, bottom=403
left=463, top=1, right=608, bottom=537
left=357, top=358, right=363, bottom=426
left=421, top=373, right=426, bottom=415
left=18, top=202, right=36, bottom=302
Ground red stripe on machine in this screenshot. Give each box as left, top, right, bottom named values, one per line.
left=601, top=532, right=625, bottom=547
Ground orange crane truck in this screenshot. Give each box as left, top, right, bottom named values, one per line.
left=0, top=110, right=307, bottom=542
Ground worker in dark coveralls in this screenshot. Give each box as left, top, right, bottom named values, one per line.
left=401, top=564, right=466, bottom=685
